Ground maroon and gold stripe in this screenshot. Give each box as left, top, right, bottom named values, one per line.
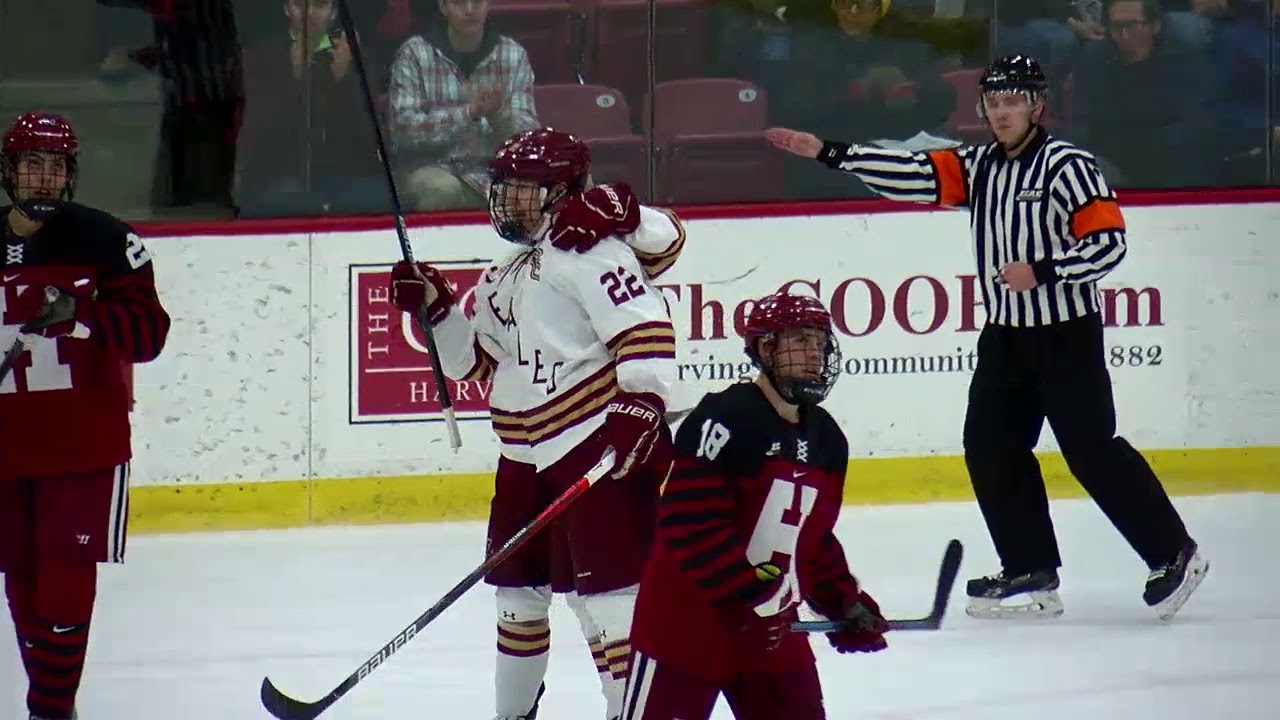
left=606, top=321, right=676, bottom=365
left=634, top=208, right=686, bottom=280
left=490, top=364, right=619, bottom=446
left=461, top=338, right=496, bottom=382
left=497, top=619, right=550, bottom=658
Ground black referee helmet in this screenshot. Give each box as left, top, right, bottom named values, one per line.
left=979, top=55, right=1049, bottom=94
left=975, top=55, right=1049, bottom=125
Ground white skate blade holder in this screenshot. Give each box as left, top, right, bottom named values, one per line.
left=966, top=588, right=1064, bottom=620
left=1153, top=551, right=1209, bottom=622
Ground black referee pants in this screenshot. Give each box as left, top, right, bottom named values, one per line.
left=962, top=313, right=1190, bottom=575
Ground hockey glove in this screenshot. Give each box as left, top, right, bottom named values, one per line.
left=597, top=391, right=664, bottom=478
left=547, top=183, right=641, bottom=253
left=734, top=562, right=801, bottom=654
left=825, top=590, right=889, bottom=654
left=8, top=285, right=86, bottom=339
left=389, top=260, right=456, bottom=325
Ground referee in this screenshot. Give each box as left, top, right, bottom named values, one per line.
left=767, top=55, right=1207, bottom=621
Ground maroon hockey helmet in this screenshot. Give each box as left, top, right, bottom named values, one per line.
left=487, top=127, right=591, bottom=245
left=742, top=292, right=843, bottom=405
left=3, top=112, right=79, bottom=219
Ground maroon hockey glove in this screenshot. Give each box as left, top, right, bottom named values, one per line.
left=597, top=391, right=664, bottom=478
left=8, top=285, right=86, bottom=339
left=389, top=260, right=456, bottom=325
left=547, top=183, right=641, bottom=253
left=825, top=590, right=889, bottom=654
left=734, top=562, right=801, bottom=654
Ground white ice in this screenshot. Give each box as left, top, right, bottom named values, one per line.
left=3, top=493, right=1278, bottom=720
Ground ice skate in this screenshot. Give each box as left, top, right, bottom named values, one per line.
left=1144, top=540, right=1208, bottom=621
left=965, top=569, right=1064, bottom=619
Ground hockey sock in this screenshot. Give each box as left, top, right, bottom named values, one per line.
left=26, top=563, right=96, bottom=720
left=494, top=587, right=552, bottom=719
left=566, top=592, right=611, bottom=697
left=582, top=586, right=640, bottom=719
left=4, top=563, right=36, bottom=674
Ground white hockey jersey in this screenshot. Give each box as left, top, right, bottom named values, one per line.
left=433, top=205, right=684, bottom=470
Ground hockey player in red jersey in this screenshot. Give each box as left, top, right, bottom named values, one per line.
left=0, top=112, right=171, bottom=720
left=387, top=128, right=684, bottom=720
left=623, top=292, right=889, bottom=720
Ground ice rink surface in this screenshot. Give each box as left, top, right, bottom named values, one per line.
left=3, top=493, right=1277, bottom=720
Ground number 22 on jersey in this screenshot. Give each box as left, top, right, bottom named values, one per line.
left=0, top=289, right=72, bottom=394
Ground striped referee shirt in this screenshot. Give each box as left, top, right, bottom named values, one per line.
left=817, top=130, right=1127, bottom=327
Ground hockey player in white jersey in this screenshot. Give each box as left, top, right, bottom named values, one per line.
left=388, top=127, right=684, bottom=720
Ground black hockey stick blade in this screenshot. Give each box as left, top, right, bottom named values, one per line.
left=792, top=538, right=964, bottom=633
left=261, top=677, right=327, bottom=720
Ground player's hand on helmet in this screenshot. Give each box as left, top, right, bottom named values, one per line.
left=826, top=589, right=889, bottom=654
left=547, top=183, right=641, bottom=253
left=389, top=260, right=456, bottom=325
left=736, top=562, right=801, bottom=654
left=597, top=391, right=663, bottom=478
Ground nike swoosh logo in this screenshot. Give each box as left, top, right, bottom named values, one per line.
left=3, top=274, right=19, bottom=282
left=51, top=625, right=78, bottom=633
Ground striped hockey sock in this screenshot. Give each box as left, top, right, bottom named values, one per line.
left=495, top=618, right=551, bottom=718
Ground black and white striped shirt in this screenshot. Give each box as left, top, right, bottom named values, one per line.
left=818, top=131, right=1128, bottom=327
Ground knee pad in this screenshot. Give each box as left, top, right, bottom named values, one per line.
left=583, top=585, right=639, bottom=682
left=582, top=584, right=638, bottom=642
left=495, top=585, right=552, bottom=624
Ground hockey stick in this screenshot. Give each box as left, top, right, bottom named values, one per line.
left=260, top=448, right=618, bottom=720
left=0, top=287, right=74, bottom=384
left=791, top=538, right=964, bottom=633
left=331, top=0, right=461, bottom=450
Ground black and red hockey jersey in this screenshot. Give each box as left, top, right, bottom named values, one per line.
left=630, top=381, right=860, bottom=681
left=0, top=202, right=170, bottom=478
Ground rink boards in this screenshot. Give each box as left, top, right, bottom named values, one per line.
left=117, top=200, right=1280, bottom=533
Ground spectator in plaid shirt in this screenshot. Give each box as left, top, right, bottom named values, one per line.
left=388, top=0, right=540, bottom=211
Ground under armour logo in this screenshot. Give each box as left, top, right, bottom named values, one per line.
left=6, top=243, right=23, bottom=265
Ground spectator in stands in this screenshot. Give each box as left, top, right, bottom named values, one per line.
left=1160, top=0, right=1233, bottom=48
left=1069, top=0, right=1214, bottom=187
left=706, top=0, right=799, bottom=108
left=762, top=0, right=964, bottom=198
left=94, top=0, right=153, bottom=82
left=112, top=0, right=244, bottom=214
left=993, top=0, right=1106, bottom=68
left=1203, top=0, right=1276, bottom=184
left=388, top=0, right=539, bottom=211
left=236, top=0, right=387, bottom=217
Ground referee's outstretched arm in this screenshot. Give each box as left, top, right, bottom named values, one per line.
left=765, top=127, right=1128, bottom=288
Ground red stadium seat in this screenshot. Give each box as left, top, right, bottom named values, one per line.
left=591, top=0, right=707, bottom=124
left=649, top=78, right=780, bottom=203
left=533, top=83, right=651, bottom=198
left=487, top=2, right=578, bottom=84
left=533, top=83, right=634, bottom=138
